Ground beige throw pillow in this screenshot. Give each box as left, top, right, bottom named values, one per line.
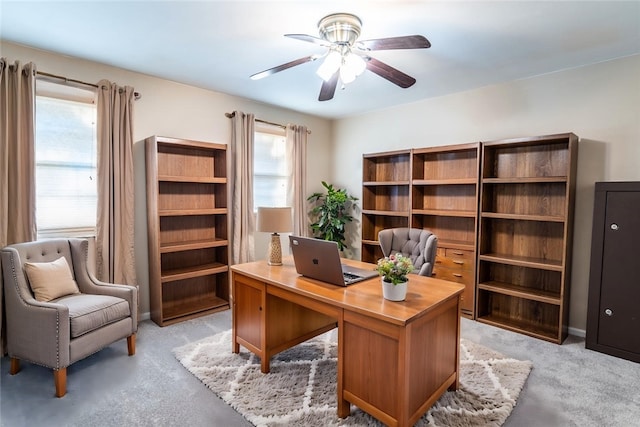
left=24, top=256, right=81, bottom=302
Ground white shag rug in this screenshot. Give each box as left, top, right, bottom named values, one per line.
left=173, top=330, right=532, bottom=427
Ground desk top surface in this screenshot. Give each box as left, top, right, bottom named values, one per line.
left=231, top=257, right=464, bottom=325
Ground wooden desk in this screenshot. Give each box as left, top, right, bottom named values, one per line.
left=231, top=257, right=464, bottom=427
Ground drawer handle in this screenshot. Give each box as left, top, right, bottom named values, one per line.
left=453, top=260, right=464, bottom=265
left=452, top=251, right=464, bottom=255
left=453, top=273, right=463, bottom=278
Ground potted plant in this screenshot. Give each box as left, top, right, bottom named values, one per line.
left=307, top=181, right=358, bottom=251
left=376, top=253, right=414, bottom=301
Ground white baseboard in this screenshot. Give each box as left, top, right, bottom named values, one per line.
left=140, top=311, right=151, bottom=321
left=569, top=326, right=586, bottom=338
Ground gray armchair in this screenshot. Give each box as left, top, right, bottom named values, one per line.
left=378, top=228, right=438, bottom=277
left=1, top=238, right=137, bottom=397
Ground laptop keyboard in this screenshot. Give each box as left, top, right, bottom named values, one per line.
left=343, top=272, right=361, bottom=283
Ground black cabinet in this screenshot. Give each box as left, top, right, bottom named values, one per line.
left=586, top=181, right=640, bottom=363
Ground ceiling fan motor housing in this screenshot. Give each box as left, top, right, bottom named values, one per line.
left=318, top=13, right=362, bottom=45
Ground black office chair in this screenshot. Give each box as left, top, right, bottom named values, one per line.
left=378, top=228, right=438, bottom=277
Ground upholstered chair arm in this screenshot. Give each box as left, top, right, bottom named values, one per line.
left=1, top=249, right=71, bottom=368
left=9, top=300, right=71, bottom=369
left=419, top=234, right=438, bottom=277
left=418, top=263, right=432, bottom=277
left=69, top=239, right=138, bottom=327
left=378, top=229, right=393, bottom=257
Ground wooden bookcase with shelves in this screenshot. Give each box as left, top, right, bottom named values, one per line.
left=361, top=150, right=411, bottom=263
left=411, top=143, right=480, bottom=318
left=145, top=136, right=230, bottom=326
left=476, top=133, right=578, bottom=343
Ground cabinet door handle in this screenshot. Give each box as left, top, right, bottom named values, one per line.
left=604, top=308, right=613, bottom=316
left=610, top=223, right=619, bottom=231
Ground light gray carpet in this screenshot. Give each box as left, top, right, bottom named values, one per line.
left=2, top=313, right=639, bottom=427
left=174, top=329, right=533, bottom=427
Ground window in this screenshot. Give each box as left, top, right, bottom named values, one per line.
left=253, top=123, right=289, bottom=209
left=35, top=80, right=97, bottom=238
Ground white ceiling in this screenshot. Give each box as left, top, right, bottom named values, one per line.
left=2, top=1, right=639, bottom=119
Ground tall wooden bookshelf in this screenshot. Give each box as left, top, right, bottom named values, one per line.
left=145, top=136, right=230, bottom=326
left=361, top=150, right=411, bottom=263
left=411, top=143, right=480, bottom=318
left=476, top=133, right=578, bottom=343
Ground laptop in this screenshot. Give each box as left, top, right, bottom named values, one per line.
left=289, top=235, right=378, bottom=286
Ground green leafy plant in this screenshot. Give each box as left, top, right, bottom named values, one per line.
left=376, top=253, right=414, bottom=285
left=307, top=181, right=358, bottom=251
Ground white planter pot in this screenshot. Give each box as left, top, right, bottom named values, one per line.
left=381, top=278, right=408, bottom=301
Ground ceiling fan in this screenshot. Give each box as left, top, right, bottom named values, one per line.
left=250, top=13, right=431, bottom=101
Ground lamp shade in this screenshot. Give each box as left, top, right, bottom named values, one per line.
left=256, top=207, right=293, bottom=233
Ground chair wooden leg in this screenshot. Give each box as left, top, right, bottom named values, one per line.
left=54, top=368, right=66, bottom=398
left=127, top=334, right=136, bottom=356
left=9, top=358, right=20, bottom=375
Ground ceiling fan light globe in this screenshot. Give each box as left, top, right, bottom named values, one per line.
left=344, top=53, right=366, bottom=76
left=316, top=51, right=341, bottom=81
left=339, top=65, right=357, bottom=84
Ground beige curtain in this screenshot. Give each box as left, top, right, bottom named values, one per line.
left=286, top=124, right=308, bottom=236
left=95, top=79, right=136, bottom=285
left=230, top=111, right=255, bottom=264
left=0, top=58, right=37, bottom=353
left=0, top=59, right=37, bottom=247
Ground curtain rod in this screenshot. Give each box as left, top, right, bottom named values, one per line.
left=37, top=71, right=141, bottom=100
left=225, top=112, right=311, bottom=134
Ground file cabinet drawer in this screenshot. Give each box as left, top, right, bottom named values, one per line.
left=445, top=248, right=474, bottom=262
left=432, top=266, right=473, bottom=285
left=437, top=256, right=473, bottom=271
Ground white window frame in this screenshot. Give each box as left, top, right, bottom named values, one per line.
left=35, top=79, right=98, bottom=239
left=253, top=122, right=289, bottom=211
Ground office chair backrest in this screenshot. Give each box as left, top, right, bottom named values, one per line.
left=378, top=228, right=438, bottom=277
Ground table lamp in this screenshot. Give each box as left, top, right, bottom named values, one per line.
left=256, top=207, right=293, bottom=266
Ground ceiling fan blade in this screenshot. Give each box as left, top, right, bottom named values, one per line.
left=318, top=72, right=339, bottom=101
left=250, top=55, right=318, bottom=80
left=366, top=57, right=416, bottom=88
left=358, top=35, right=431, bottom=51
left=285, top=34, right=333, bottom=48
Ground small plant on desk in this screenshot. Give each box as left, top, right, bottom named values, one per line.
left=376, top=253, right=414, bottom=285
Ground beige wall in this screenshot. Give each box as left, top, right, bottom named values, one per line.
left=5, top=40, right=639, bottom=333
left=3, top=41, right=334, bottom=317
left=331, top=54, right=640, bottom=333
